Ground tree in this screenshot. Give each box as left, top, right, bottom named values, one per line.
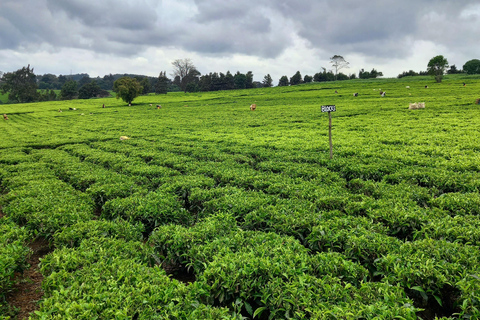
left=262, top=74, right=273, bottom=87
left=290, top=71, right=303, bottom=85
left=303, top=75, right=313, bottom=83
left=60, top=80, right=78, bottom=100
left=330, top=55, right=349, bottom=80
left=462, top=59, right=480, bottom=74
left=278, top=76, right=289, bottom=86
left=234, top=72, right=247, bottom=89
left=314, top=68, right=335, bottom=82
left=0, top=65, right=39, bottom=103
left=427, top=55, right=448, bottom=83
left=113, top=77, right=143, bottom=104
left=171, top=58, right=200, bottom=92
left=447, top=65, right=462, bottom=74
left=78, top=81, right=101, bottom=99
left=155, top=71, right=169, bottom=94
left=245, top=71, right=254, bottom=89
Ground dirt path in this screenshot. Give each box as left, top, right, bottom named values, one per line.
left=7, top=238, right=52, bottom=319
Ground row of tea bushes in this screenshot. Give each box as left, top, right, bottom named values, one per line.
left=0, top=219, right=31, bottom=317
left=149, top=214, right=418, bottom=318
left=1, top=161, right=94, bottom=238
left=36, top=237, right=236, bottom=319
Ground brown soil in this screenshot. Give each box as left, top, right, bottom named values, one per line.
left=7, top=238, right=53, bottom=319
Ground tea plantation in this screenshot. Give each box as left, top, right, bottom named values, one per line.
left=1, top=75, right=480, bottom=319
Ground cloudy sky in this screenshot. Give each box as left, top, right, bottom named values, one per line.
left=1, top=0, right=479, bottom=82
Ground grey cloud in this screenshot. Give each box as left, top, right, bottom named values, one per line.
left=1, top=0, right=479, bottom=68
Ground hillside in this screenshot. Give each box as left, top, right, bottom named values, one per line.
left=1, top=75, right=480, bottom=319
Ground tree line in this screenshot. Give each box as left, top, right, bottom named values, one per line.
left=1, top=56, right=479, bottom=104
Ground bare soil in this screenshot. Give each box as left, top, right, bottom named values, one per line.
left=7, top=238, right=53, bottom=319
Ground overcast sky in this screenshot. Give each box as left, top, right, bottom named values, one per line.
left=1, top=0, right=479, bottom=82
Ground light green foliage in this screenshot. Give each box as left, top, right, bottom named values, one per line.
left=113, top=76, right=143, bottom=104
left=1, top=75, right=480, bottom=317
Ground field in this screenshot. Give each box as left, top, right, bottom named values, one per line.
left=1, top=75, right=480, bottom=319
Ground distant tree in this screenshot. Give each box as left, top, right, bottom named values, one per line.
left=336, top=72, right=349, bottom=80
left=135, top=77, right=150, bottom=94
left=0, top=65, right=39, bottom=103
left=38, top=74, right=58, bottom=89
left=171, top=58, right=200, bottom=92
left=278, top=76, right=289, bottom=86
left=39, top=89, right=57, bottom=101
left=462, top=59, right=480, bottom=74
left=245, top=71, right=254, bottom=89
left=199, top=73, right=213, bottom=92
left=427, top=55, right=448, bottom=83
left=58, top=75, right=68, bottom=88
left=185, top=82, right=199, bottom=93
left=78, top=80, right=101, bottom=99
left=349, top=73, right=357, bottom=79
left=253, top=81, right=263, bottom=88
left=447, top=65, right=462, bottom=74
left=359, top=69, right=369, bottom=79
left=314, top=68, right=335, bottom=82
left=369, top=68, right=383, bottom=78
left=225, top=71, right=235, bottom=90
left=155, top=71, right=169, bottom=94
left=60, top=80, right=78, bottom=100
left=78, top=76, right=91, bottom=87
left=397, top=70, right=419, bottom=78
left=113, top=77, right=143, bottom=104
left=101, top=74, right=115, bottom=90
left=234, top=72, right=247, bottom=89
left=303, top=75, right=313, bottom=83
left=262, top=74, right=273, bottom=87
left=330, top=55, right=349, bottom=80
left=290, top=71, right=303, bottom=85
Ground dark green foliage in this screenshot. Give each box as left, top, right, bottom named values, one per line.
left=462, top=59, right=480, bottom=75
left=427, top=55, right=449, bottom=83
left=0, top=64, right=39, bottom=103
left=60, top=80, right=78, bottom=100
left=113, top=77, right=143, bottom=104
left=289, top=71, right=302, bottom=85
left=278, top=75, right=289, bottom=86
left=78, top=80, right=101, bottom=99
left=155, top=71, right=169, bottom=94
left=262, top=74, right=273, bottom=87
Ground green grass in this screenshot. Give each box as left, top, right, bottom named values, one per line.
left=2, top=74, right=480, bottom=319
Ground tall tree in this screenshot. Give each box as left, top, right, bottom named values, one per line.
left=330, top=55, right=349, bottom=80
left=262, top=74, right=273, bottom=87
left=303, top=75, right=313, bottom=83
left=427, top=55, right=448, bottom=83
left=245, top=71, right=254, bottom=89
left=155, top=71, right=169, bottom=94
left=113, top=77, right=143, bottom=105
left=278, top=76, right=289, bottom=87
left=60, top=80, right=78, bottom=100
left=78, top=81, right=101, bottom=99
left=462, top=59, right=480, bottom=74
left=171, top=58, right=200, bottom=92
left=290, top=71, right=303, bottom=85
left=225, top=71, right=235, bottom=90
left=0, top=65, right=39, bottom=103
left=234, top=72, right=247, bottom=89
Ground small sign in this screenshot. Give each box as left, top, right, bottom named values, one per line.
left=321, top=105, right=336, bottom=112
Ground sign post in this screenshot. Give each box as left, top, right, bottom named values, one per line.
left=321, top=105, right=336, bottom=159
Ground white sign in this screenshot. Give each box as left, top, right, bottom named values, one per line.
left=321, top=105, right=336, bottom=112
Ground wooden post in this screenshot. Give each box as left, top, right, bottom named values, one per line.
left=321, top=105, right=335, bottom=159
left=328, top=111, right=333, bottom=159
